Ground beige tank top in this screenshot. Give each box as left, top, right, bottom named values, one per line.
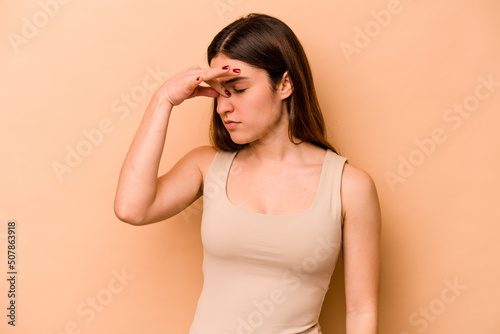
left=189, top=149, right=347, bottom=334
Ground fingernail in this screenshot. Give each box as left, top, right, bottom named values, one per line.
left=196, top=76, right=202, bottom=81
left=222, top=65, right=229, bottom=70
left=225, top=90, right=231, bottom=96
left=233, top=69, right=241, bottom=74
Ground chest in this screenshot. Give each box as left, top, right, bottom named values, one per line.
left=226, top=161, right=323, bottom=215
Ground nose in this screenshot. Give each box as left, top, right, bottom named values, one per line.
left=216, top=94, right=234, bottom=115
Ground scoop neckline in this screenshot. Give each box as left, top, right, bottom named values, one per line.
left=223, top=149, right=331, bottom=218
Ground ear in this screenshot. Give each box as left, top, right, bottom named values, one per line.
left=279, top=71, right=293, bottom=100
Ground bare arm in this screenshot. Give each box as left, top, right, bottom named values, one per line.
left=114, top=65, right=239, bottom=225
left=341, top=164, right=381, bottom=334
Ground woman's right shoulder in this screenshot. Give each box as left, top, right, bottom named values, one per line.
left=183, top=145, right=218, bottom=176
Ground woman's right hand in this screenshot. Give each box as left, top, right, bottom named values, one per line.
left=156, top=64, right=241, bottom=107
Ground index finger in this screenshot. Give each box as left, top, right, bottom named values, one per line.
left=200, top=66, right=241, bottom=96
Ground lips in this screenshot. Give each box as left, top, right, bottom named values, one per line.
left=223, top=119, right=240, bottom=130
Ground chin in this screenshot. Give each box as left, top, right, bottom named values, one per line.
left=230, top=138, right=250, bottom=146
left=229, top=134, right=252, bottom=146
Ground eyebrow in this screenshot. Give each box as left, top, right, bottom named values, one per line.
left=222, top=76, right=250, bottom=85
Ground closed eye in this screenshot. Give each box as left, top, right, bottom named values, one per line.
left=233, top=88, right=246, bottom=94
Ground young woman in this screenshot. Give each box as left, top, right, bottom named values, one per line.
left=114, top=13, right=380, bottom=334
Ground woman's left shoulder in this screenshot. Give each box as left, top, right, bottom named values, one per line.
left=342, top=163, right=376, bottom=190
left=341, top=162, right=379, bottom=211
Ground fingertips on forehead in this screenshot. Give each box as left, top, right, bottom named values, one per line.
left=210, top=72, right=241, bottom=85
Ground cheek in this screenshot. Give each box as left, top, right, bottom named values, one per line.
left=242, top=87, right=276, bottom=112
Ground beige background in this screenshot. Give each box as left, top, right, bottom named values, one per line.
left=1, top=0, right=499, bottom=333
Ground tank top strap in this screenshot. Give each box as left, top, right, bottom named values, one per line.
left=318, top=150, right=348, bottom=226
left=203, top=150, right=237, bottom=201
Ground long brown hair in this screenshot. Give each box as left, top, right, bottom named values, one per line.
left=207, top=13, right=336, bottom=153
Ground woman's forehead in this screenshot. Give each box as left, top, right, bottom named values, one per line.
left=210, top=55, right=248, bottom=68
left=210, top=55, right=268, bottom=82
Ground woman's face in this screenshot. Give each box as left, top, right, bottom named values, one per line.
left=210, top=54, right=291, bottom=145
